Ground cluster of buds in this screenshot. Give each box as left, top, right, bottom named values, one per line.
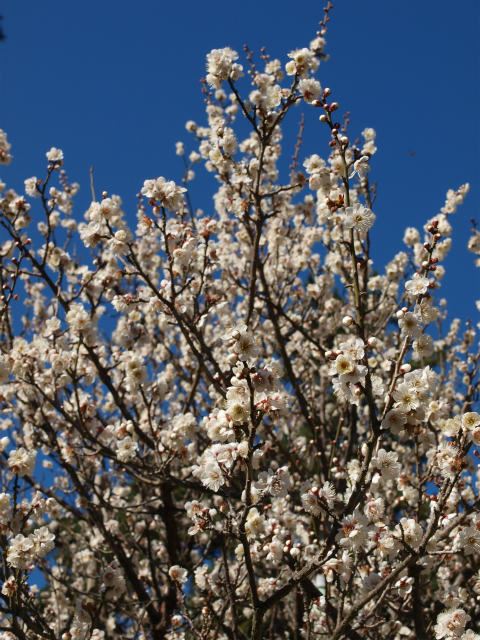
left=282, top=537, right=301, bottom=558
left=420, top=220, right=443, bottom=276
left=426, top=219, right=442, bottom=239
left=315, top=87, right=340, bottom=115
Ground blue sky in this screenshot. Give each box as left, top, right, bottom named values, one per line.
left=2, top=0, right=479, bottom=320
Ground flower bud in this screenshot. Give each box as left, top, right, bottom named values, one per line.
left=227, top=353, right=238, bottom=366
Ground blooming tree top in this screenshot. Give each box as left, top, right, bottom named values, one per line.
left=0, top=4, right=479, bottom=639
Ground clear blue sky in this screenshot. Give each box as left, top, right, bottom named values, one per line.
left=2, top=0, right=479, bottom=320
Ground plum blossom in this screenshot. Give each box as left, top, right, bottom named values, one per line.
left=8, top=448, right=36, bottom=477
left=434, top=608, right=470, bottom=639
left=206, top=47, right=243, bottom=88
left=373, top=449, right=401, bottom=481
left=343, top=203, right=376, bottom=232
left=46, top=147, right=64, bottom=164
left=169, top=565, right=188, bottom=584
left=0, top=129, right=12, bottom=164
left=141, top=176, right=186, bottom=211
left=405, top=274, right=430, bottom=296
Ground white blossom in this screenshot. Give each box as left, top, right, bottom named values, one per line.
left=343, top=203, right=376, bottom=232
